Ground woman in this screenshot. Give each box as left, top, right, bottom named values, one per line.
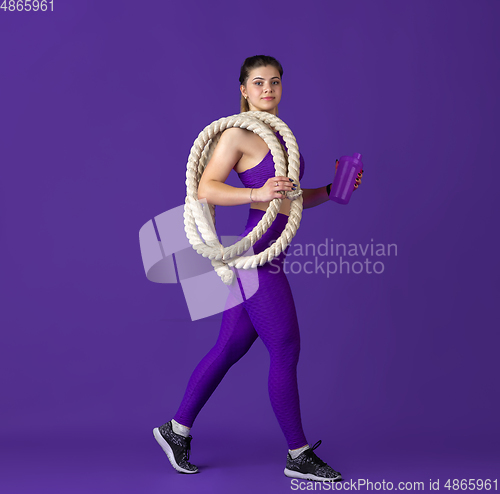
left=153, top=55, right=362, bottom=482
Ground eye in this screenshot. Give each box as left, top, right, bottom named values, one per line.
left=272, top=81, right=280, bottom=85
left=255, top=81, right=263, bottom=86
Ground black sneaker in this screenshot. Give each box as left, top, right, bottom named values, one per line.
left=284, top=440, right=342, bottom=482
left=153, top=421, right=199, bottom=474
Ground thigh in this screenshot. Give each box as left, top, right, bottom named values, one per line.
left=235, top=211, right=300, bottom=352
left=217, top=282, right=259, bottom=358
left=243, top=263, right=301, bottom=355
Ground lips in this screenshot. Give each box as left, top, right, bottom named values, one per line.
left=262, top=97, right=274, bottom=100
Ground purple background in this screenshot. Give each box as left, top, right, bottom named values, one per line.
left=1, top=1, right=499, bottom=493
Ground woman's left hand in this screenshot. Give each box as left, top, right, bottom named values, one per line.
left=354, top=169, right=363, bottom=191
left=335, top=160, right=364, bottom=191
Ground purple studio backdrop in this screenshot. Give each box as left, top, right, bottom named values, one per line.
left=1, top=1, right=499, bottom=493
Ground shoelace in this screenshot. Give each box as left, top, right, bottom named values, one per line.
left=303, top=440, right=327, bottom=467
left=183, top=435, right=193, bottom=461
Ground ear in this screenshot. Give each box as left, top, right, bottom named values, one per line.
left=240, top=85, right=247, bottom=99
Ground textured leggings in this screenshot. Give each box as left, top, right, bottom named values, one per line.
left=173, top=208, right=308, bottom=450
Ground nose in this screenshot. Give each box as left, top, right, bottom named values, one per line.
left=264, top=82, right=273, bottom=92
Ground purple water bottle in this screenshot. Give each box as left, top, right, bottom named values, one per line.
left=329, top=153, right=363, bottom=204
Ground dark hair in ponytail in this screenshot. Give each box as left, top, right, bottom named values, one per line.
left=239, top=55, right=284, bottom=112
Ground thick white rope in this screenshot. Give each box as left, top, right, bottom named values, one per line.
left=183, top=111, right=303, bottom=285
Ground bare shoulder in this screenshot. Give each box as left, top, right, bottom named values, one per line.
left=220, top=127, right=268, bottom=158
left=199, top=128, right=248, bottom=186
left=217, top=127, right=253, bottom=153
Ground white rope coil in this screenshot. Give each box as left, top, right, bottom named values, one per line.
left=183, top=111, right=304, bottom=285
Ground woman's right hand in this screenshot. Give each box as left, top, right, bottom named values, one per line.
left=252, top=177, right=297, bottom=202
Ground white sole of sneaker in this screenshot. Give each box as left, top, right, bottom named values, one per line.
left=153, top=427, right=199, bottom=474
left=284, top=468, right=342, bottom=482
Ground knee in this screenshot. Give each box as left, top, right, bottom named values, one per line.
left=212, top=337, right=254, bottom=367
left=269, top=335, right=301, bottom=368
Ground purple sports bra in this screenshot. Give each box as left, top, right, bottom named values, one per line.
left=237, top=133, right=305, bottom=189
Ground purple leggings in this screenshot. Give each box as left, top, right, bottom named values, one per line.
left=173, top=208, right=308, bottom=450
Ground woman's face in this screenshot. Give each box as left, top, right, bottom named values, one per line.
left=240, top=65, right=282, bottom=115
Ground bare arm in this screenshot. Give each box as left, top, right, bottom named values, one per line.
left=301, top=186, right=331, bottom=209
left=197, top=129, right=248, bottom=206
left=198, top=128, right=295, bottom=206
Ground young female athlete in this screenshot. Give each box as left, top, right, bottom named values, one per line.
left=153, top=55, right=363, bottom=482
